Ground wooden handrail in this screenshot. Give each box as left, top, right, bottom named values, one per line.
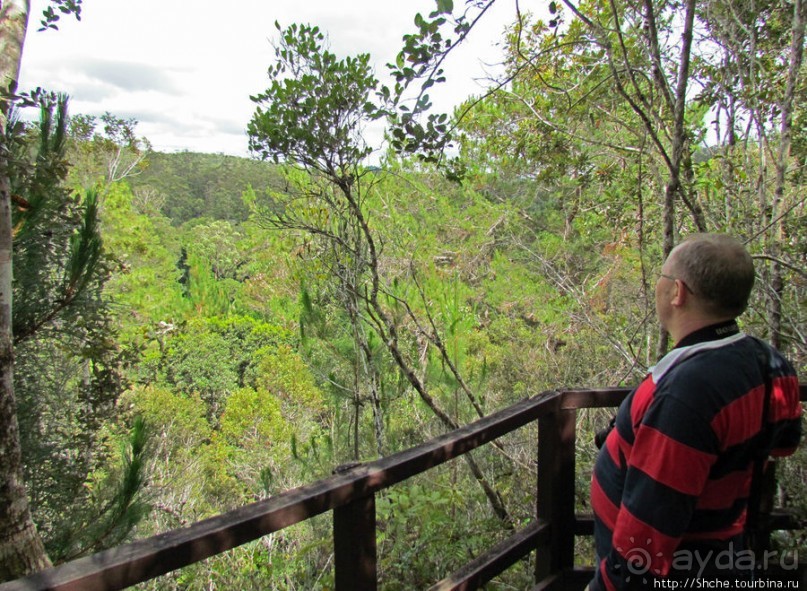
left=1, top=385, right=804, bottom=591
left=427, top=520, right=551, bottom=591
left=0, top=391, right=564, bottom=591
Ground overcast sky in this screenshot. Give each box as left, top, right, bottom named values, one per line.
left=19, top=0, right=517, bottom=157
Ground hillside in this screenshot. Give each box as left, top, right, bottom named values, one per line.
left=128, top=151, right=284, bottom=225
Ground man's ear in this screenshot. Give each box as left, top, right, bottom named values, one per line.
left=671, top=280, right=688, bottom=307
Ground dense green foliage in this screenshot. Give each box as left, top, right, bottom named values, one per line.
left=128, top=152, right=284, bottom=225
left=8, top=1, right=806, bottom=588
left=10, top=96, right=145, bottom=562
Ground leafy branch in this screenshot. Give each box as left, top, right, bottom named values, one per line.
left=38, top=0, right=82, bottom=32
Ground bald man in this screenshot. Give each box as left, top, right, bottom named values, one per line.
left=589, top=234, right=802, bottom=590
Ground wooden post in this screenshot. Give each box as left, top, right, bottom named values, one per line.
left=749, top=460, right=778, bottom=557
left=536, top=408, right=577, bottom=588
left=333, top=494, right=377, bottom=591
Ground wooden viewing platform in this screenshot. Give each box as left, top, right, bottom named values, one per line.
left=2, top=386, right=806, bottom=591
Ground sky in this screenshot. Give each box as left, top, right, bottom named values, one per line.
left=19, top=0, right=517, bottom=158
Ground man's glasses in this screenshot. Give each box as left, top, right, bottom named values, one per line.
left=659, top=273, right=695, bottom=295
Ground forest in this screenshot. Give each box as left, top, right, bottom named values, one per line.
left=0, top=0, right=806, bottom=589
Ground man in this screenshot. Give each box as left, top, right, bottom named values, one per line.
left=589, top=234, right=802, bottom=590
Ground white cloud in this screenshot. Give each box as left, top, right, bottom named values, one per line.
left=20, top=0, right=516, bottom=157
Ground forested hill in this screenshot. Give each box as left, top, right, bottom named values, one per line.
left=128, top=151, right=284, bottom=225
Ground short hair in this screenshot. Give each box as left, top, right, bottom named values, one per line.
left=672, top=233, right=755, bottom=318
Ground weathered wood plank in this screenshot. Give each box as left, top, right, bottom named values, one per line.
left=334, top=495, right=377, bottom=591
left=535, top=408, right=576, bottom=582
left=428, top=520, right=550, bottom=591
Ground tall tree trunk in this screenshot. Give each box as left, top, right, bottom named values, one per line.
left=768, top=0, right=806, bottom=350
left=340, top=183, right=512, bottom=526
left=656, top=179, right=676, bottom=359
left=0, top=0, right=52, bottom=581
left=654, top=0, right=697, bottom=359
left=589, top=0, right=697, bottom=358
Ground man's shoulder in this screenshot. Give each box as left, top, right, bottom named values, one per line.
left=657, top=338, right=759, bottom=404
left=668, top=335, right=750, bottom=371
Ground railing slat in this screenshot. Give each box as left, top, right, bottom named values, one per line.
left=334, top=494, right=377, bottom=591
left=428, top=520, right=551, bottom=591
left=531, top=572, right=562, bottom=591
left=560, top=387, right=630, bottom=409
left=535, top=407, right=577, bottom=585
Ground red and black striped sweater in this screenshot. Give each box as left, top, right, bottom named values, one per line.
left=590, top=321, right=802, bottom=590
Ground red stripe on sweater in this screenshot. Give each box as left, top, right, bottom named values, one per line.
left=631, top=426, right=716, bottom=495
left=630, top=377, right=656, bottom=431
left=600, top=557, right=618, bottom=591
left=711, top=376, right=802, bottom=450
left=696, top=471, right=750, bottom=510
left=710, top=385, right=765, bottom=450
left=770, top=376, right=802, bottom=422
left=605, top=428, right=629, bottom=468
left=591, top=475, right=620, bottom=531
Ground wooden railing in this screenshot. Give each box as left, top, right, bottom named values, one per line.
left=2, top=386, right=805, bottom=591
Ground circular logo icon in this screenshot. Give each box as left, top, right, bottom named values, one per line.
left=616, top=537, right=663, bottom=583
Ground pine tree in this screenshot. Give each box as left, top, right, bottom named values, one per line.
left=7, top=94, right=146, bottom=572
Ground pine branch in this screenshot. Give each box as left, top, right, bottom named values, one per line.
left=14, top=189, right=103, bottom=344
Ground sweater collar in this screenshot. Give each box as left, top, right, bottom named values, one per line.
left=674, top=319, right=740, bottom=349
left=650, top=321, right=744, bottom=384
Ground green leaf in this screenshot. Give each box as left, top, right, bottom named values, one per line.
left=436, top=0, right=454, bottom=14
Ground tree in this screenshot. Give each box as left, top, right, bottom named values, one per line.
left=0, top=1, right=51, bottom=578
left=398, top=0, right=711, bottom=354
left=249, top=22, right=389, bottom=459
left=394, top=0, right=806, bottom=360
left=0, top=2, right=83, bottom=578
left=248, top=22, right=511, bottom=522
left=694, top=0, right=806, bottom=350
left=67, top=112, right=151, bottom=189
left=9, top=94, right=149, bottom=563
